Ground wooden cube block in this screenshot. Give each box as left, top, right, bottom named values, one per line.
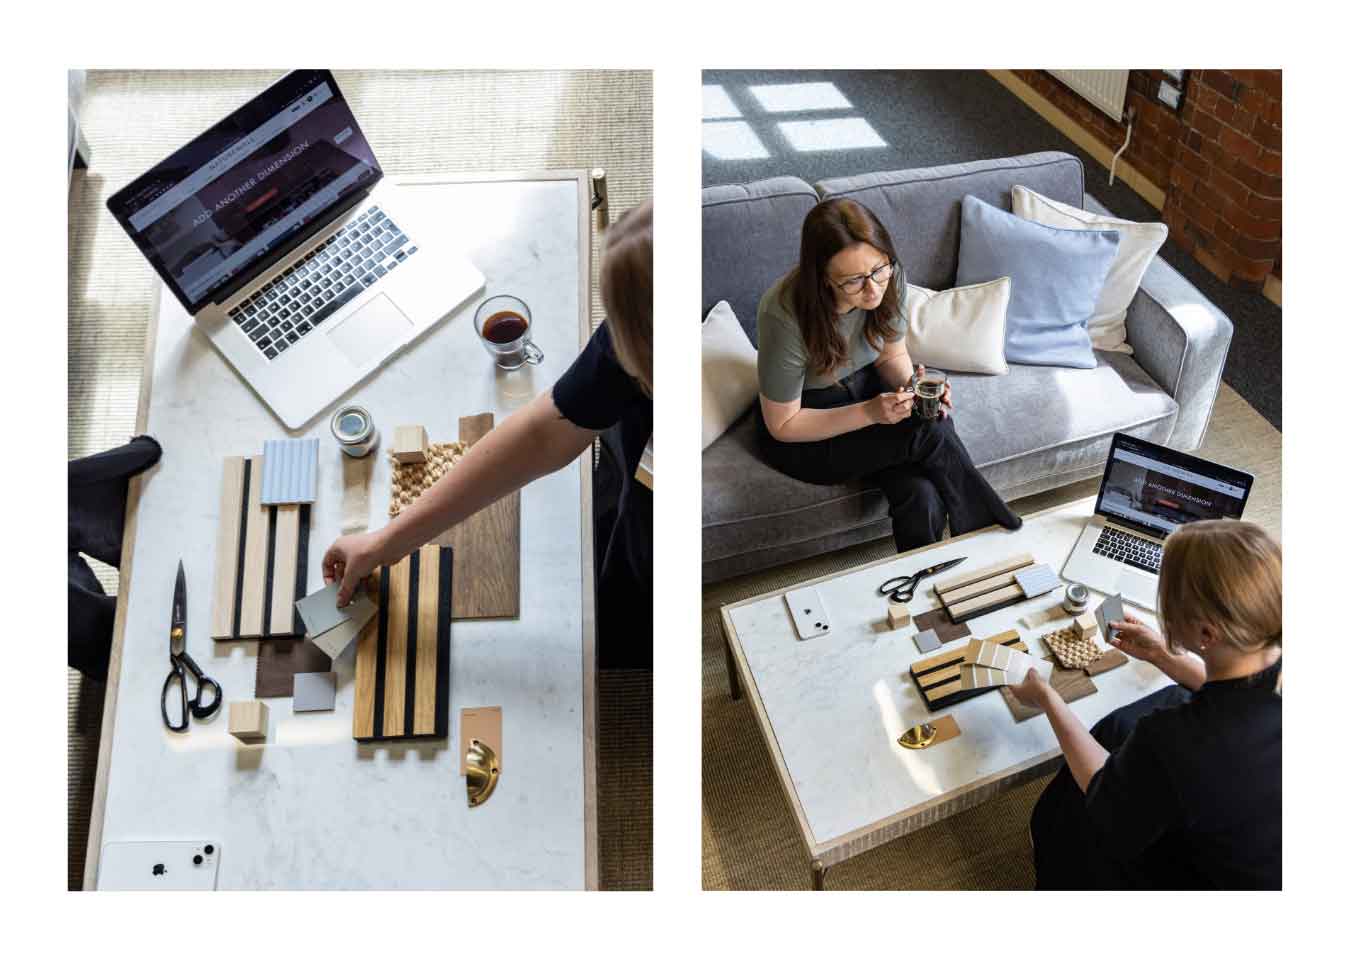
left=229, top=701, right=269, bottom=745
left=391, top=425, right=428, bottom=464
left=887, top=601, right=911, bottom=630
left=1071, top=613, right=1098, bottom=641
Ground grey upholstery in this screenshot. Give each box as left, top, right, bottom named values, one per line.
left=815, top=152, right=1085, bottom=289
left=702, top=177, right=817, bottom=345
left=702, top=152, right=1233, bottom=583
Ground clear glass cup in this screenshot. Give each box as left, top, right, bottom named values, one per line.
left=473, top=294, right=544, bottom=370
left=912, top=368, right=947, bottom=420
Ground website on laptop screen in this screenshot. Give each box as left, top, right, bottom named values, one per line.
left=1099, top=439, right=1250, bottom=537
left=108, top=71, right=380, bottom=312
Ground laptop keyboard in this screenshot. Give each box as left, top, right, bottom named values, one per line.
left=226, top=205, right=419, bottom=361
left=1092, top=526, right=1163, bottom=574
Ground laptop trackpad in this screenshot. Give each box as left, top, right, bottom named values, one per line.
left=326, top=294, right=413, bottom=368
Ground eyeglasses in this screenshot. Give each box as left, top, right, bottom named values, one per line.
left=830, top=260, right=895, bottom=295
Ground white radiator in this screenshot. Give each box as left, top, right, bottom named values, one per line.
left=1048, top=70, right=1130, bottom=122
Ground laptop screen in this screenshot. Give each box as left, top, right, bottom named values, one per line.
left=107, top=70, right=381, bottom=313
left=1097, top=433, right=1254, bottom=539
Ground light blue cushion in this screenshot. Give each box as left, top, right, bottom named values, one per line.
left=956, top=194, right=1118, bottom=369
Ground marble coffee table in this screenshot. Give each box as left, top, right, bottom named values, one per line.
left=86, top=171, right=599, bottom=889
left=720, top=497, right=1173, bottom=889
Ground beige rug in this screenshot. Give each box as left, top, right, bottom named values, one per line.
left=68, top=69, right=652, bottom=890
left=702, top=384, right=1280, bottom=889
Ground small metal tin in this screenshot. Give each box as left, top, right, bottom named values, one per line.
left=331, top=405, right=379, bottom=458
left=1062, top=582, right=1090, bottom=616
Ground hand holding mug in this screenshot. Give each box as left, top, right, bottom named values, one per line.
left=867, top=390, right=913, bottom=425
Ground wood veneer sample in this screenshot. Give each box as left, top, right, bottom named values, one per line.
left=434, top=413, right=521, bottom=619
left=352, top=545, right=453, bottom=742
left=211, top=456, right=310, bottom=641
left=1000, top=658, right=1098, bottom=722
left=255, top=636, right=332, bottom=699
left=460, top=706, right=503, bottom=774
left=933, top=553, right=1035, bottom=594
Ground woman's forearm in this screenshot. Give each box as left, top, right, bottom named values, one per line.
left=1150, top=648, right=1208, bottom=692
left=767, top=401, right=875, bottom=443
left=373, top=391, right=595, bottom=563
left=875, top=350, right=915, bottom=392
left=1043, top=693, right=1110, bottom=792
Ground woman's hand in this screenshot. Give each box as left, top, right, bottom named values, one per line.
left=1007, top=667, right=1056, bottom=711
left=1107, top=614, right=1166, bottom=664
left=866, top=391, right=914, bottom=425
left=322, top=531, right=383, bottom=607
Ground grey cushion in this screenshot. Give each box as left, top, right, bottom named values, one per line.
left=815, top=152, right=1085, bottom=289
left=702, top=352, right=1178, bottom=565
left=702, top=177, right=818, bottom=346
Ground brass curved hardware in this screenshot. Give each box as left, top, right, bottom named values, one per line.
left=466, top=738, right=500, bottom=807
left=898, top=723, right=938, bottom=750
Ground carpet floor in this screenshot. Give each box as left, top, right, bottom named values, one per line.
left=701, top=69, right=1282, bottom=430
left=702, top=384, right=1280, bottom=889
left=68, top=69, right=652, bottom=890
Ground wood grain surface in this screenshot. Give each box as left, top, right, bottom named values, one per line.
left=999, top=658, right=1098, bottom=722
left=435, top=413, right=521, bottom=619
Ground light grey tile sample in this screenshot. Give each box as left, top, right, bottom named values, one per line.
left=295, top=582, right=377, bottom=660
left=913, top=628, right=941, bottom=654
left=260, top=437, right=320, bottom=504
left=293, top=672, right=337, bottom=712
left=1096, top=592, right=1125, bottom=643
left=1013, top=563, right=1060, bottom=599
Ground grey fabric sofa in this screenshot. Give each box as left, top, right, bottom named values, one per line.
left=702, top=152, right=1233, bottom=583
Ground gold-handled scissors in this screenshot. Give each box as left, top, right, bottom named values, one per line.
left=161, top=560, right=222, bottom=732
left=878, top=557, right=966, bottom=603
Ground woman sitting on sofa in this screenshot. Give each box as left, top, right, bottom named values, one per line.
left=755, top=197, right=1020, bottom=552
left=1009, top=519, right=1282, bottom=889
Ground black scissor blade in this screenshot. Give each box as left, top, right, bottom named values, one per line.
left=172, top=560, right=187, bottom=632
left=922, top=557, right=966, bottom=577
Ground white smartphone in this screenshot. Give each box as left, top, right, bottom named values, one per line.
left=98, top=841, right=222, bottom=890
left=784, top=586, right=831, bottom=641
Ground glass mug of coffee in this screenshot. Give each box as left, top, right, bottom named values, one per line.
left=911, top=368, right=947, bottom=420
left=473, top=295, right=544, bottom=370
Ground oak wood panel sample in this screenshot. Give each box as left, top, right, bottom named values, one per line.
left=933, top=553, right=1034, bottom=594
left=211, top=456, right=310, bottom=641
left=353, top=545, right=453, bottom=742
left=434, top=414, right=521, bottom=619
left=910, top=633, right=1029, bottom=712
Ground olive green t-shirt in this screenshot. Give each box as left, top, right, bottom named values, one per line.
left=755, top=274, right=907, bottom=403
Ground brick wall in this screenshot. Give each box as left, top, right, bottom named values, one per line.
left=1012, top=69, right=1282, bottom=290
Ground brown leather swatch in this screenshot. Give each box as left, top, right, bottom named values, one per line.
left=913, top=607, right=973, bottom=646
left=256, top=636, right=333, bottom=698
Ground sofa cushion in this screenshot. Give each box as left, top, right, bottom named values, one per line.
left=702, top=300, right=759, bottom=450
left=814, top=152, right=1085, bottom=289
left=956, top=195, right=1119, bottom=369
left=702, top=352, right=1178, bottom=563
left=702, top=177, right=819, bottom=346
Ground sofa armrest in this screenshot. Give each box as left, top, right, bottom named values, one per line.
left=1125, top=255, right=1234, bottom=452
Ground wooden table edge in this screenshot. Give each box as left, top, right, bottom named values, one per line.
left=84, top=169, right=599, bottom=891
left=717, top=498, right=1095, bottom=876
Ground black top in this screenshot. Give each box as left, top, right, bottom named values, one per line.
left=1085, top=658, right=1283, bottom=889
left=552, top=323, right=652, bottom=598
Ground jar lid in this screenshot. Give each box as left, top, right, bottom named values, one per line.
left=331, top=405, right=373, bottom=445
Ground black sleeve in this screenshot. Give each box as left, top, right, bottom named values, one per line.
left=552, top=323, right=643, bottom=431
left=1082, top=714, right=1178, bottom=861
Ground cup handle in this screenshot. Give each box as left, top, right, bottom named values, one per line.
left=523, top=341, right=545, bottom=365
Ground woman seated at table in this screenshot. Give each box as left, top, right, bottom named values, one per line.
left=1008, top=519, right=1282, bottom=889
left=322, top=200, right=653, bottom=669
left=755, top=198, right=1020, bottom=553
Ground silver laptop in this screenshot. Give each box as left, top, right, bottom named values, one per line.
left=1062, top=432, right=1254, bottom=611
left=107, top=70, right=483, bottom=428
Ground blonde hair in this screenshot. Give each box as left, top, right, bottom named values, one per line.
left=600, top=200, right=653, bottom=396
left=1156, top=520, right=1282, bottom=659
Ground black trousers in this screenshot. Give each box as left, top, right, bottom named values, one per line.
left=69, top=436, right=162, bottom=681
left=1029, top=683, right=1193, bottom=889
left=756, top=365, right=1021, bottom=553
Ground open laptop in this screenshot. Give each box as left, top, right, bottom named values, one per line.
left=107, top=70, right=483, bottom=428
left=1061, top=432, right=1254, bottom=611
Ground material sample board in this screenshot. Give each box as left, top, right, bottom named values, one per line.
left=211, top=455, right=310, bottom=641
left=255, top=636, right=332, bottom=699
left=260, top=438, right=319, bottom=504
left=912, top=607, right=972, bottom=646
left=353, top=545, right=454, bottom=742
left=910, top=630, right=1028, bottom=711
left=999, top=658, right=1098, bottom=722
left=389, top=413, right=521, bottom=619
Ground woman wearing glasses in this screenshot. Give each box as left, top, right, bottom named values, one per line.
left=756, top=198, right=1019, bottom=552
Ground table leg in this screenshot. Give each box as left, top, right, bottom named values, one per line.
left=724, top=637, right=742, bottom=701
left=591, top=168, right=609, bottom=230
left=811, top=860, right=828, bottom=891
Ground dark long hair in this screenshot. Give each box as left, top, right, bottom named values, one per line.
left=781, top=198, right=905, bottom=377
